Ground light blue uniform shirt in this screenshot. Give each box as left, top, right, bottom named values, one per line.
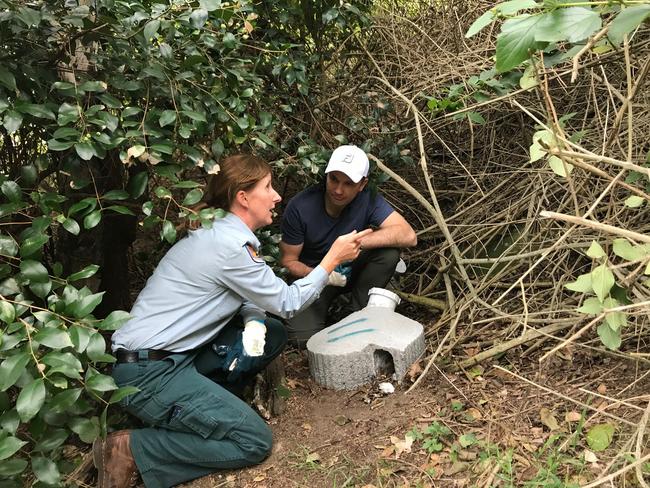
left=112, top=213, right=329, bottom=352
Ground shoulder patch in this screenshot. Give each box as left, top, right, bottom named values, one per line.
left=245, top=244, right=265, bottom=264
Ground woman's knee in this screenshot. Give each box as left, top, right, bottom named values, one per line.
left=265, top=317, right=288, bottom=347
left=235, top=416, right=273, bottom=463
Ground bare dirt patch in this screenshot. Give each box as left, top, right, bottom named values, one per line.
left=181, top=346, right=650, bottom=488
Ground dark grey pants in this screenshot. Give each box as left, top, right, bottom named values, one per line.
left=285, top=247, right=400, bottom=346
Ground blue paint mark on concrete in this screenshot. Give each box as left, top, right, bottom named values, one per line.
left=327, top=328, right=375, bottom=343
left=327, top=318, right=367, bottom=334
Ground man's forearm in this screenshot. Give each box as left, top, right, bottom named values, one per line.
left=359, top=226, right=417, bottom=249
left=283, top=260, right=314, bottom=279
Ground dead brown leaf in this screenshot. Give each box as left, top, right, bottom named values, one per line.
left=540, top=408, right=561, bottom=431
left=565, top=411, right=582, bottom=422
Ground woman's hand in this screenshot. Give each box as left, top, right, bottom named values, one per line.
left=320, top=228, right=373, bottom=273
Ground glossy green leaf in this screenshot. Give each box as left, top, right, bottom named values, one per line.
left=0, top=66, right=17, bottom=90
left=50, top=388, right=82, bottom=413
left=183, top=110, right=207, bottom=122
left=144, top=19, right=160, bottom=40
left=102, top=190, right=130, bottom=201
left=0, top=353, right=30, bottom=391
left=105, top=205, right=135, bottom=216
left=586, top=423, right=615, bottom=451
left=83, top=209, right=102, bottom=229
left=0, top=457, right=28, bottom=476
left=71, top=291, right=104, bottom=318
left=0, top=436, right=27, bottom=461
left=47, top=139, right=75, bottom=151
left=86, top=371, right=118, bottom=392
left=98, top=311, right=131, bottom=332
left=98, top=93, right=123, bottom=108
left=159, top=110, right=176, bottom=127
left=189, top=8, right=208, bottom=28
left=16, top=378, right=46, bottom=422
left=35, top=328, right=73, bottom=349
left=68, top=264, right=100, bottom=282
left=85, top=331, right=108, bottom=361
left=161, top=220, right=177, bottom=244
left=20, top=259, right=49, bottom=282
left=3, top=110, right=23, bottom=134
left=69, top=325, right=92, bottom=353
left=32, top=455, right=61, bottom=485
left=34, top=429, right=68, bottom=452
left=18, top=103, right=56, bottom=120
left=0, top=300, right=15, bottom=324
left=608, top=5, right=650, bottom=46
left=591, top=264, right=614, bottom=302
left=75, top=141, right=96, bottom=161
left=30, top=279, right=52, bottom=299
left=0, top=235, right=18, bottom=256
left=182, top=188, right=203, bottom=206
left=1, top=181, right=21, bottom=203
left=61, top=217, right=80, bottom=235
left=69, top=416, right=100, bottom=443
left=109, top=385, right=140, bottom=404
left=127, top=172, right=149, bottom=199
left=496, top=15, right=547, bottom=73
left=79, top=80, right=107, bottom=92
left=20, top=233, right=49, bottom=257
left=466, top=10, right=494, bottom=38
left=534, top=7, right=601, bottom=43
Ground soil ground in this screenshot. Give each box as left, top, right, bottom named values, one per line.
left=178, top=344, right=650, bottom=488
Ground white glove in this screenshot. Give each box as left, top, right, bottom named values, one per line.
left=328, top=270, right=347, bottom=287
left=242, top=319, right=266, bottom=356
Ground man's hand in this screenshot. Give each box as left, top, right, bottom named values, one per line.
left=242, top=319, right=266, bottom=356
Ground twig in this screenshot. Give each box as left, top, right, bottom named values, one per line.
left=492, top=366, right=636, bottom=427
left=394, top=291, right=446, bottom=311
left=635, top=400, right=650, bottom=488
left=580, top=451, right=650, bottom=488
left=455, top=322, right=572, bottom=370
left=571, top=27, right=609, bottom=83
left=539, top=211, right=650, bottom=244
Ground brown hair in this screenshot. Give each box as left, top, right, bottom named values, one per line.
left=204, top=154, right=271, bottom=210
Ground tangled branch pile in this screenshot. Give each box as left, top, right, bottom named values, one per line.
left=308, top=1, right=650, bottom=365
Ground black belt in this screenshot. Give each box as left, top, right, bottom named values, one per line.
left=115, top=349, right=173, bottom=363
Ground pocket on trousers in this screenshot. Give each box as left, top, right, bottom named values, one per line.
left=168, top=393, right=245, bottom=440
left=171, top=404, right=219, bottom=439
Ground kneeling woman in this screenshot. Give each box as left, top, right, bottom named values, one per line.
left=94, top=154, right=370, bottom=488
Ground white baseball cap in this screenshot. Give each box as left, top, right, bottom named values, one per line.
left=324, top=145, right=369, bottom=183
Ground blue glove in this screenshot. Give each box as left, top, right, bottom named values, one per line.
left=223, top=331, right=259, bottom=383
left=334, top=264, right=352, bottom=278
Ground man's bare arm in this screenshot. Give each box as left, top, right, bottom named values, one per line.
left=359, top=211, right=417, bottom=249
left=279, top=241, right=314, bottom=279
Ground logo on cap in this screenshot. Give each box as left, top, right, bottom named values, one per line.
left=342, top=153, right=355, bottom=164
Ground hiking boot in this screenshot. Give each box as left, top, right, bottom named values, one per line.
left=92, top=430, right=138, bottom=488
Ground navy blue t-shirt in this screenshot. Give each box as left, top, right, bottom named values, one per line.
left=281, top=185, right=394, bottom=267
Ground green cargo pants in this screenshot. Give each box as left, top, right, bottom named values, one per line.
left=112, top=317, right=287, bottom=488
left=285, top=247, right=400, bottom=346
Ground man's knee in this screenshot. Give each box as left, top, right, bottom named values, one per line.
left=373, top=247, right=400, bottom=268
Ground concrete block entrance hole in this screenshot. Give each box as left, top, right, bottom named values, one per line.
left=306, top=291, right=425, bottom=390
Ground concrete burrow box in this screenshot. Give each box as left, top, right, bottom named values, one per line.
left=306, top=291, right=425, bottom=390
